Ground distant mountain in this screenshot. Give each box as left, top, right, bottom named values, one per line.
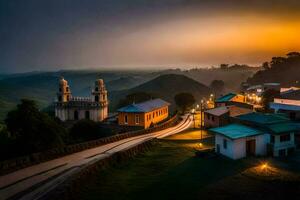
left=110, top=74, right=211, bottom=111
left=0, top=70, right=152, bottom=121
left=106, top=76, right=147, bottom=91
left=247, top=52, right=300, bottom=87
left=149, top=66, right=260, bottom=93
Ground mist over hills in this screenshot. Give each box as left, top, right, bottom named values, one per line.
left=0, top=65, right=259, bottom=121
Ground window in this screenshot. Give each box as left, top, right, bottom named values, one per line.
left=212, top=116, right=215, bottom=122
left=153, top=113, right=155, bottom=118
left=59, top=88, right=62, bottom=92
left=85, top=111, right=90, bottom=119
left=270, top=135, right=275, bottom=143
left=124, top=115, right=128, bottom=124
left=95, top=95, right=99, bottom=102
left=74, top=110, right=79, bottom=120
left=135, top=115, right=140, bottom=124
left=67, top=95, right=70, bottom=101
left=66, top=87, right=69, bottom=92
left=95, top=87, right=98, bottom=91
left=280, top=134, right=291, bottom=142
left=58, top=96, right=62, bottom=101
left=223, top=139, right=227, bottom=149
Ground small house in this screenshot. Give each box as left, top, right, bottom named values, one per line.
left=215, top=93, right=246, bottom=107
left=211, top=124, right=268, bottom=160
left=117, top=98, right=170, bottom=129
left=204, top=105, right=252, bottom=128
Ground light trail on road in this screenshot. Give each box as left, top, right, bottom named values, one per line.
left=0, top=114, right=192, bottom=200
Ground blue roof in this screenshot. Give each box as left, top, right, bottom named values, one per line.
left=270, top=102, right=300, bottom=111
left=266, top=122, right=300, bottom=134
left=210, top=124, right=263, bottom=139
left=117, top=98, right=170, bottom=113
left=236, top=112, right=289, bottom=125
left=215, top=93, right=236, bottom=103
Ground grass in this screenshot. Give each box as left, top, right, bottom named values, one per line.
left=77, top=130, right=300, bottom=200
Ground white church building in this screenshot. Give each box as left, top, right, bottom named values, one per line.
left=54, top=77, right=108, bottom=122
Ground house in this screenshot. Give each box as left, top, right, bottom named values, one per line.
left=54, top=78, right=108, bottom=122
left=215, top=93, right=246, bottom=107
left=204, top=105, right=252, bottom=128
left=270, top=89, right=300, bottom=120
left=211, top=112, right=299, bottom=159
left=204, top=107, right=229, bottom=128
left=117, top=98, right=170, bottom=129
left=211, top=124, right=268, bottom=160
left=235, top=113, right=298, bottom=157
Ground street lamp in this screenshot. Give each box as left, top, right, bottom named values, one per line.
left=192, top=108, right=196, bottom=128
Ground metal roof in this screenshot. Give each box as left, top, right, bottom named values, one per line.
left=215, top=93, right=236, bottom=103
left=236, top=112, right=289, bottom=125
left=117, top=98, right=170, bottom=113
left=205, top=106, right=229, bottom=116
left=210, top=124, right=263, bottom=139
left=270, top=102, right=300, bottom=111
left=266, top=123, right=300, bottom=134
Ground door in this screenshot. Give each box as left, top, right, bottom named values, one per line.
left=216, top=144, right=220, bottom=153
left=246, top=139, right=256, bottom=156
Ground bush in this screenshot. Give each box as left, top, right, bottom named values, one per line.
left=4, top=99, right=65, bottom=155
left=70, top=120, right=112, bottom=142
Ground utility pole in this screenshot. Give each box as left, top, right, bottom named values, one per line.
left=200, top=99, right=204, bottom=140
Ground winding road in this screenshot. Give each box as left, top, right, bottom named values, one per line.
left=0, top=114, right=192, bottom=200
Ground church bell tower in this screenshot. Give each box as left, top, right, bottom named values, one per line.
left=92, top=79, right=108, bottom=120
left=57, top=77, right=71, bottom=102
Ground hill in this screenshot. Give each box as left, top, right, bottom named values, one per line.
left=110, top=74, right=211, bottom=111
left=247, top=52, right=300, bottom=87
left=150, top=65, right=260, bottom=93
left=0, top=70, right=153, bottom=121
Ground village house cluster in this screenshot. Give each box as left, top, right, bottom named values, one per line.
left=205, top=84, right=300, bottom=160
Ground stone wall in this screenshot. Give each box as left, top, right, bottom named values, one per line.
left=0, top=114, right=179, bottom=175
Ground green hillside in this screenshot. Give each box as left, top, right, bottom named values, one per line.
left=110, top=74, right=211, bottom=111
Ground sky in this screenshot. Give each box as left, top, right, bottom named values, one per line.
left=1, top=0, right=300, bottom=73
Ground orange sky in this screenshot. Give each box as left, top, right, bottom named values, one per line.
left=2, top=0, right=300, bottom=72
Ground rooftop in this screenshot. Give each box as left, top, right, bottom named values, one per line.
left=236, top=112, right=289, bottom=125
left=204, top=106, right=229, bottom=116
left=215, top=93, right=236, bottom=103
left=117, top=98, right=170, bottom=113
left=210, top=124, right=263, bottom=139
left=280, top=89, right=300, bottom=100
left=266, top=122, right=300, bottom=134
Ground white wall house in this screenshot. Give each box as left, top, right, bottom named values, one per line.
left=212, top=124, right=269, bottom=160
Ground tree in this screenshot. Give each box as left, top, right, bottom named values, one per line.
left=262, top=62, right=270, bottom=70
left=69, top=119, right=112, bottom=142
left=210, top=80, right=225, bottom=94
left=287, top=52, right=300, bottom=58
left=220, top=64, right=229, bottom=70
left=262, top=89, right=280, bottom=112
left=5, top=99, right=65, bottom=154
left=174, top=93, right=195, bottom=112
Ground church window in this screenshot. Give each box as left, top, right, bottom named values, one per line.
left=85, top=111, right=90, bottom=119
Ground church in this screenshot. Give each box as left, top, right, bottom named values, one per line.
left=54, top=77, right=109, bottom=122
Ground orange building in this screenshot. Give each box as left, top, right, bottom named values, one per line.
left=117, top=99, right=170, bottom=129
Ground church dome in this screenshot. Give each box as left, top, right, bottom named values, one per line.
left=95, top=79, right=104, bottom=86
left=59, top=77, right=68, bottom=85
